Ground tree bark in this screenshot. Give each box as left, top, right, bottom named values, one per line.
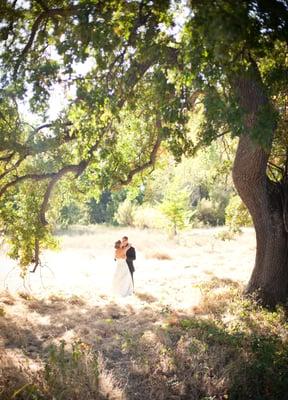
left=231, top=70, right=288, bottom=307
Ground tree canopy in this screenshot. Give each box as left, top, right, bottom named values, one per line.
left=0, top=0, right=190, bottom=270
left=0, top=0, right=287, bottom=302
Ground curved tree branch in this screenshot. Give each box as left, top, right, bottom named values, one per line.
left=118, top=132, right=162, bottom=187
left=0, top=155, right=27, bottom=181
left=0, top=162, right=85, bottom=197
left=39, top=160, right=89, bottom=225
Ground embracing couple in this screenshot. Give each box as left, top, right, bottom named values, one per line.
left=112, top=236, right=136, bottom=297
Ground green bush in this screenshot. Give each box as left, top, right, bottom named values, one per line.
left=133, top=206, right=167, bottom=229
left=58, top=202, right=89, bottom=229
left=225, top=195, right=253, bottom=232
left=114, top=199, right=136, bottom=226
left=44, top=340, right=99, bottom=399
left=160, top=190, right=190, bottom=235
left=195, top=198, right=223, bottom=226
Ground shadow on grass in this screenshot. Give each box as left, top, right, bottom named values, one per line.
left=1, top=281, right=288, bottom=400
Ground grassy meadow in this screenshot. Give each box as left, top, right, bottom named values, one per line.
left=0, top=225, right=288, bottom=400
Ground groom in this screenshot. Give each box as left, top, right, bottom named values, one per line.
left=122, top=236, right=136, bottom=286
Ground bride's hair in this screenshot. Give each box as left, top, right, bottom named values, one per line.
left=114, top=240, right=121, bottom=249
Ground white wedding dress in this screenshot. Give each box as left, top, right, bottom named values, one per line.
left=112, top=259, right=133, bottom=297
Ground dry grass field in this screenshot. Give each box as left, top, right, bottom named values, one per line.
left=0, top=225, right=255, bottom=306
left=1, top=226, right=288, bottom=400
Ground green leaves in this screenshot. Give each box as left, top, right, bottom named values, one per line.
left=0, top=183, right=58, bottom=274
left=0, top=0, right=286, bottom=269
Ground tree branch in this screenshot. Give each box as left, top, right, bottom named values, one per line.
left=0, top=155, right=27, bottom=181
left=0, top=162, right=87, bottom=198
left=267, top=160, right=284, bottom=174
left=39, top=160, right=88, bottom=225
left=118, top=131, right=162, bottom=187
left=0, top=152, right=14, bottom=162
left=35, top=0, right=49, bottom=12
left=13, top=6, right=84, bottom=79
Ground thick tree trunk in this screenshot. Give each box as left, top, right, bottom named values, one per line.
left=233, top=135, right=288, bottom=306
left=231, top=70, right=288, bottom=307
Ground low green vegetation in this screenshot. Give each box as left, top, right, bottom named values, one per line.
left=2, top=340, right=99, bottom=400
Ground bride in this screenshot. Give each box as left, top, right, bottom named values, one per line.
left=112, top=240, right=133, bottom=297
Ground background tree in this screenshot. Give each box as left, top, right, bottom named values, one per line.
left=160, top=189, right=190, bottom=236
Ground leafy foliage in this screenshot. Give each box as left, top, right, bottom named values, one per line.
left=0, top=0, right=185, bottom=269
left=225, top=195, right=253, bottom=232
left=160, top=189, right=190, bottom=235
left=0, top=0, right=287, bottom=272
left=133, top=205, right=166, bottom=230
left=114, top=199, right=136, bottom=226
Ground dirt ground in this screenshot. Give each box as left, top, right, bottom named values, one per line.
left=0, top=226, right=256, bottom=399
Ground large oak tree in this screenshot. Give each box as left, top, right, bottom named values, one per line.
left=180, top=0, right=288, bottom=306
left=0, top=0, right=287, bottom=306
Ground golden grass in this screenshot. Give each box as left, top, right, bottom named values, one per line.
left=1, top=281, right=288, bottom=399
left=66, top=294, right=86, bottom=306
left=3, top=226, right=286, bottom=399
left=18, top=292, right=36, bottom=301
left=144, top=251, right=173, bottom=260
left=0, top=292, right=15, bottom=306
left=48, top=294, right=67, bottom=302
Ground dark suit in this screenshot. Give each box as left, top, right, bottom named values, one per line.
left=125, top=245, right=136, bottom=285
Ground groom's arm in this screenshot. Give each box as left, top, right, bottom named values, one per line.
left=127, top=247, right=136, bottom=261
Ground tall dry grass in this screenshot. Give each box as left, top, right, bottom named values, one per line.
left=2, top=226, right=285, bottom=399
left=1, top=279, right=287, bottom=400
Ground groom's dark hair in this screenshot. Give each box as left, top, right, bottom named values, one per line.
left=122, top=236, right=128, bottom=240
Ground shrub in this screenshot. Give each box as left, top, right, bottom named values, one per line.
left=225, top=195, right=253, bottom=232
left=194, top=198, right=223, bottom=226
left=2, top=340, right=99, bottom=400
left=44, top=340, right=99, bottom=399
left=58, top=202, right=89, bottom=229
left=133, top=206, right=167, bottom=229
left=159, top=190, right=190, bottom=235
left=114, top=199, right=136, bottom=226
left=215, top=229, right=237, bottom=241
